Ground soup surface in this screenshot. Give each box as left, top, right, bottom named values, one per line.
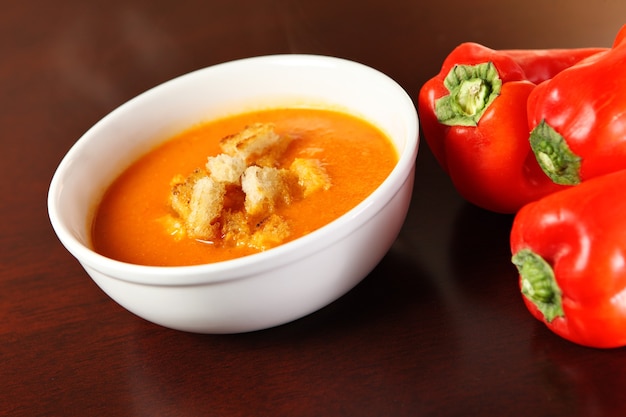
left=92, top=107, right=398, bottom=266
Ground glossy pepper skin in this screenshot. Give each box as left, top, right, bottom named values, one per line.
left=527, top=24, right=626, bottom=186
left=418, top=43, right=605, bottom=213
left=511, top=169, right=626, bottom=348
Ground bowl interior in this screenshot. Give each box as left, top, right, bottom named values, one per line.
left=48, top=54, right=418, bottom=278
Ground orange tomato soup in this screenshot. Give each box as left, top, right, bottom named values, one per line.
left=91, top=108, right=398, bottom=266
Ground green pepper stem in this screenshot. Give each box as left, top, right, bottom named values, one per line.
left=435, top=62, right=502, bottom=126
left=512, top=248, right=564, bottom=322
left=529, top=120, right=582, bottom=185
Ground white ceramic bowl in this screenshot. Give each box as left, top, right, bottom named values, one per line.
left=48, top=54, right=419, bottom=333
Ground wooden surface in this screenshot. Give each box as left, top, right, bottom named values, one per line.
left=3, top=0, right=626, bottom=415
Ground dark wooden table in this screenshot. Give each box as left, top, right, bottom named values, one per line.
left=3, top=0, right=626, bottom=415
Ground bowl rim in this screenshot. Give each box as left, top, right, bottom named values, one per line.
left=47, top=53, right=419, bottom=287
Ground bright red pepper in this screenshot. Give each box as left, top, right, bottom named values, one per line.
left=527, top=24, right=626, bottom=186
left=510, top=169, right=626, bottom=348
left=418, top=43, right=606, bottom=213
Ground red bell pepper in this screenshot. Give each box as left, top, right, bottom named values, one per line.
left=527, top=24, right=626, bottom=186
left=418, top=43, right=606, bottom=213
left=510, top=169, right=626, bottom=348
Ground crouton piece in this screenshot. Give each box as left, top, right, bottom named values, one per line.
left=206, top=154, right=246, bottom=185
left=170, top=169, right=207, bottom=220
left=185, top=176, right=225, bottom=239
left=249, top=214, right=291, bottom=250
left=289, top=158, right=331, bottom=197
left=221, top=210, right=250, bottom=247
left=221, top=210, right=291, bottom=250
left=220, top=123, right=291, bottom=166
left=241, top=166, right=291, bottom=216
left=170, top=170, right=225, bottom=240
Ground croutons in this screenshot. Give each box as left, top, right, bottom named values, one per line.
left=166, top=123, right=331, bottom=250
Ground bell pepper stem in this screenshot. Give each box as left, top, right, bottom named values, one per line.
left=529, top=120, right=582, bottom=185
left=512, top=248, right=564, bottom=322
left=435, top=62, right=502, bottom=127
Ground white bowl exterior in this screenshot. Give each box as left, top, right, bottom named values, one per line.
left=48, top=54, right=419, bottom=333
